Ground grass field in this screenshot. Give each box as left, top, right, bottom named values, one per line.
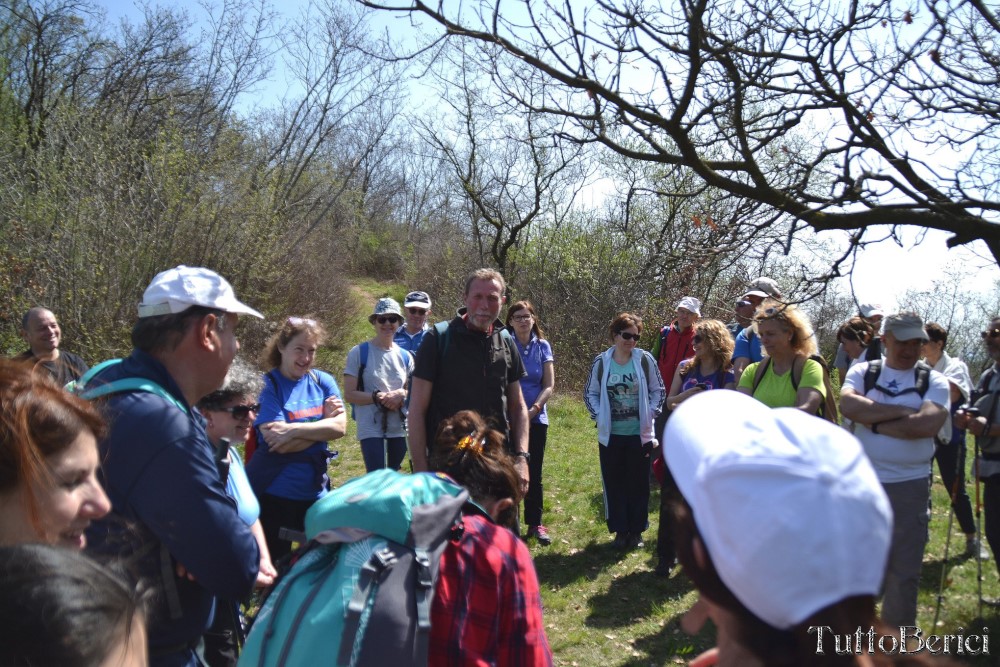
left=318, top=284, right=1000, bottom=665
left=325, top=390, right=1000, bottom=665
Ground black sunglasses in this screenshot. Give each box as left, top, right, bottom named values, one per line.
left=618, top=331, right=641, bottom=341
left=982, top=328, right=1000, bottom=340
left=377, top=316, right=402, bottom=325
left=692, top=335, right=703, bottom=344
left=222, top=403, right=260, bottom=419
left=406, top=308, right=427, bottom=315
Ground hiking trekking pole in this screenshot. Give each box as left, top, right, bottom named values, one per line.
left=381, top=404, right=390, bottom=469
left=933, top=440, right=965, bottom=628
left=972, top=419, right=985, bottom=620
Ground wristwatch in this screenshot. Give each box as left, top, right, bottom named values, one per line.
left=514, top=451, right=531, bottom=462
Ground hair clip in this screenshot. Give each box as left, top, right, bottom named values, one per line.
left=456, top=432, right=485, bottom=453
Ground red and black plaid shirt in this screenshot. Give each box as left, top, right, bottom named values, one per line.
left=429, top=514, right=553, bottom=666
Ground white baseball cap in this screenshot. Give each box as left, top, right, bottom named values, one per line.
left=138, top=266, right=264, bottom=319
left=663, top=391, right=891, bottom=630
left=676, top=296, right=702, bottom=317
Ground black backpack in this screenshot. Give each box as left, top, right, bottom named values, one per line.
left=862, top=359, right=931, bottom=399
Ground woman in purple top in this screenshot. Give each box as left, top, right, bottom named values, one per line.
left=664, top=319, right=736, bottom=413
left=506, top=300, right=555, bottom=545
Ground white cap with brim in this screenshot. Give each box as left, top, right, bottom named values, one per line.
left=663, top=391, right=891, bottom=630
left=742, top=290, right=769, bottom=300
left=137, top=265, right=264, bottom=319
left=676, top=296, right=702, bottom=317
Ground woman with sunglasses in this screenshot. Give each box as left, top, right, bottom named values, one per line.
left=664, top=319, right=736, bottom=412
left=196, top=358, right=276, bottom=665
left=737, top=300, right=825, bottom=412
left=584, top=313, right=665, bottom=550
left=245, top=317, right=346, bottom=561
left=344, top=298, right=414, bottom=473
left=505, top=300, right=555, bottom=545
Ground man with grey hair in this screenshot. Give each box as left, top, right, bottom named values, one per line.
left=84, top=266, right=264, bottom=667
left=840, top=312, right=950, bottom=627
left=14, top=306, right=88, bottom=384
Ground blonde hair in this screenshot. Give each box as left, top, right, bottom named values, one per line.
left=685, top=319, right=734, bottom=376
left=753, top=300, right=817, bottom=356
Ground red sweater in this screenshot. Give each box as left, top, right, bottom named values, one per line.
left=654, top=323, right=695, bottom=386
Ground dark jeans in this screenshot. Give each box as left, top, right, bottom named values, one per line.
left=360, top=436, right=408, bottom=472
left=934, top=440, right=976, bottom=535
left=523, top=422, right=548, bottom=527
left=259, top=494, right=315, bottom=562
left=599, top=434, right=652, bottom=535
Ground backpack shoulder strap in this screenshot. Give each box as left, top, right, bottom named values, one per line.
left=980, top=366, right=997, bottom=394
left=914, top=361, right=931, bottom=398
left=751, top=357, right=771, bottom=395
left=790, top=355, right=806, bottom=390
left=863, top=359, right=883, bottom=395
left=356, top=341, right=370, bottom=393
left=434, top=320, right=451, bottom=360
left=81, top=378, right=188, bottom=413
left=67, top=358, right=122, bottom=392
left=640, top=353, right=652, bottom=385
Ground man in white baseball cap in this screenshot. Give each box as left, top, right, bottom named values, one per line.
left=664, top=390, right=894, bottom=664
left=85, top=266, right=264, bottom=666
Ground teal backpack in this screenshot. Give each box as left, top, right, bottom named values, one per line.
left=240, top=469, right=470, bottom=667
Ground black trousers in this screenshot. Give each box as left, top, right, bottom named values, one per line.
left=599, top=434, right=652, bottom=534
left=934, top=440, right=977, bottom=536
left=983, top=476, right=1000, bottom=575
left=656, top=464, right=677, bottom=564
left=523, top=422, right=548, bottom=527
left=259, top=494, right=315, bottom=562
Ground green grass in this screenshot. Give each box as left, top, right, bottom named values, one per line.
left=320, top=394, right=1000, bottom=665
left=314, top=282, right=1000, bottom=665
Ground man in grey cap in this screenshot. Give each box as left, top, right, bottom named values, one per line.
left=83, top=265, right=263, bottom=667
left=731, top=277, right=782, bottom=383
left=395, top=290, right=432, bottom=354
left=840, top=311, right=950, bottom=627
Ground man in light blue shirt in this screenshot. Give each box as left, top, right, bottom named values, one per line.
left=394, top=290, right=432, bottom=353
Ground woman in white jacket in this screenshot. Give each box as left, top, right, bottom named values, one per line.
left=584, top=312, right=665, bottom=550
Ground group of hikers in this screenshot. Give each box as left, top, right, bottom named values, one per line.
left=1, top=265, right=998, bottom=665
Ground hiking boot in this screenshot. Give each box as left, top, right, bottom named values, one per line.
left=626, top=533, right=645, bottom=550
left=530, top=525, right=552, bottom=546
left=654, top=559, right=674, bottom=577
left=967, top=536, right=991, bottom=561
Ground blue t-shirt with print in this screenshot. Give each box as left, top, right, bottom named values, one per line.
left=513, top=334, right=554, bottom=425
left=251, top=369, right=340, bottom=501
left=607, top=358, right=640, bottom=436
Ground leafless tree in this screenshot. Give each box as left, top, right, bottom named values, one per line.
left=357, top=0, right=1000, bottom=264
